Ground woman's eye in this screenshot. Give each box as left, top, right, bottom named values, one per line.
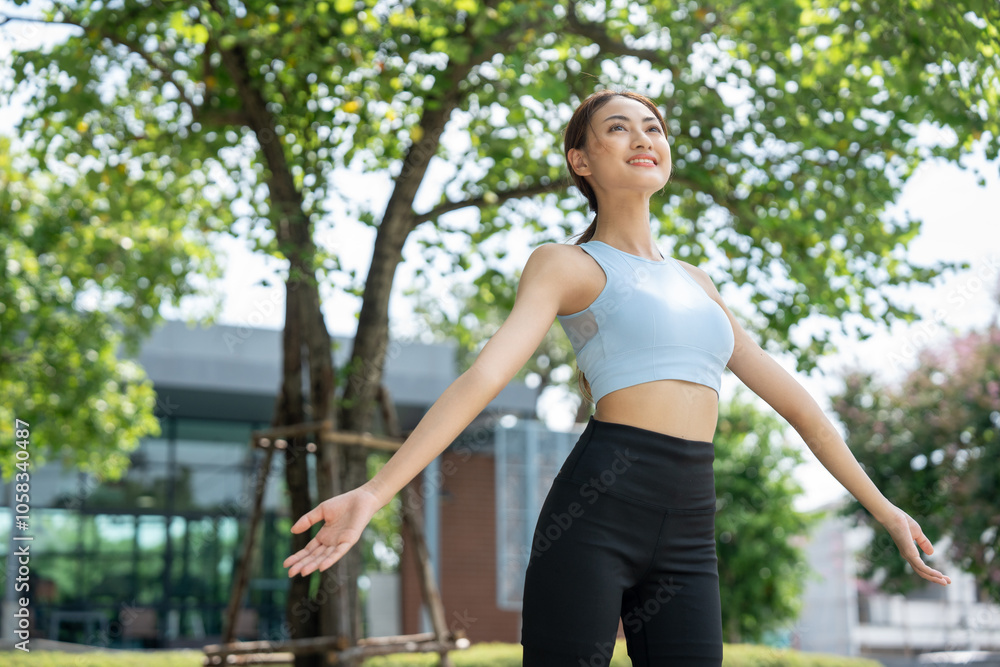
left=648, top=126, right=661, bottom=133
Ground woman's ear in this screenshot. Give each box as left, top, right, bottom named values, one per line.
left=567, top=147, right=591, bottom=177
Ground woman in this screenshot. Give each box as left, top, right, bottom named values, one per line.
left=284, top=90, right=950, bottom=666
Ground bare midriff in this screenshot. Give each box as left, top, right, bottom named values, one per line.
left=592, top=378, right=719, bottom=443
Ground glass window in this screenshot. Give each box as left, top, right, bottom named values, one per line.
left=172, top=441, right=251, bottom=512
left=14, top=414, right=294, bottom=646
left=175, top=418, right=256, bottom=444
left=135, top=516, right=166, bottom=606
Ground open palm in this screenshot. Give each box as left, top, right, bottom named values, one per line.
left=283, top=487, right=382, bottom=578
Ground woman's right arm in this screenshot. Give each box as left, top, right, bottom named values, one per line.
left=284, top=243, right=568, bottom=576
left=359, top=243, right=567, bottom=508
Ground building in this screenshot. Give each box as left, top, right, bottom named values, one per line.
left=0, top=319, right=539, bottom=648
left=792, top=499, right=1000, bottom=664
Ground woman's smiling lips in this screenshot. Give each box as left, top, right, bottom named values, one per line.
left=626, top=154, right=658, bottom=167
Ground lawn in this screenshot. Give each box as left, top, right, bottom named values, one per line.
left=0, top=640, right=885, bottom=667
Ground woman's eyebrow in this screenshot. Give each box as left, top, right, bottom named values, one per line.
left=602, top=114, right=658, bottom=123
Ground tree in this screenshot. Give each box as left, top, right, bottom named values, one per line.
left=0, top=136, right=220, bottom=481
left=3, top=0, right=998, bottom=661
left=830, top=317, right=1000, bottom=603
left=713, top=391, right=823, bottom=643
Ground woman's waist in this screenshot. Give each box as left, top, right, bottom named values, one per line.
left=554, top=414, right=716, bottom=511
left=594, top=379, right=719, bottom=442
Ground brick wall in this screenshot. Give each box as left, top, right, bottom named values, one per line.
left=401, top=448, right=521, bottom=643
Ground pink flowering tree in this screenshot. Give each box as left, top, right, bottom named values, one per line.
left=831, top=317, right=1000, bottom=603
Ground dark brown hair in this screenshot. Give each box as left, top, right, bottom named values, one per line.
left=564, top=90, right=669, bottom=404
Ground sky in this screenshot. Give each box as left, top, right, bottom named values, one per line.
left=3, top=2, right=999, bottom=514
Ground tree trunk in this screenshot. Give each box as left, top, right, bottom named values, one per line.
left=334, top=96, right=459, bottom=666
left=276, top=283, right=320, bottom=667
left=727, top=614, right=741, bottom=644
left=218, top=20, right=485, bottom=664
left=213, top=31, right=356, bottom=667
left=339, top=101, right=453, bottom=434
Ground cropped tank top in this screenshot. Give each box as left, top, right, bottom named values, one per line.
left=556, top=240, right=735, bottom=403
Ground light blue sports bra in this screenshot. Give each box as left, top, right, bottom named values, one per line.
left=556, top=240, right=735, bottom=403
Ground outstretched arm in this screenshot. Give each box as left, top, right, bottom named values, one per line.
left=359, top=243, right=566, bottom=508
left=284, top=243, right=567, bottom=576
left=679, top=261, right=951, bottom=586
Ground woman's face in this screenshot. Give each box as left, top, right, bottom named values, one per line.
left=568, top=96, right=672, bottom=197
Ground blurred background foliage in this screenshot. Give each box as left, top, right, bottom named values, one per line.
left=832, top=300, right=1000, bottom=604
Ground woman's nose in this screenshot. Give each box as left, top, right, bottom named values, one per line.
left=631, top=129, right=651, bottom=148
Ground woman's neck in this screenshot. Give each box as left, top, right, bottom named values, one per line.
left=590, top=197, right=658, bottom=257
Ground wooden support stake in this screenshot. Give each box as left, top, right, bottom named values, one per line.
left=251, top=419, right=404, bottom=452
left=320, top=429, right=404, bottom=451
left=377, top=385, right=455, bottom=667
left=203, top=633, right=465, bottom=666
left=207, top=406, right=470, bottom=666
left=222, top=442, right=274, bottom=644
left=252, top=419, right=333, bottom=442
left=204, top=631, right=442, bottom=657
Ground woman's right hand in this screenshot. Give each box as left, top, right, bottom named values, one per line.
left=283, top=486, right=384, bottom=578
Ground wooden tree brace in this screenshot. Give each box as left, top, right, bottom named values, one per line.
left=209, top=386, right=466, bottom=665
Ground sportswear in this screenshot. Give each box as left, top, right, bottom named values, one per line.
left=555, top=240, right=734, bottom=402
left=520, top=415, right=723, bottom=666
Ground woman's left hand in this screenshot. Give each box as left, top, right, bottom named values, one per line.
left=878, top=506, right=952, bottom=586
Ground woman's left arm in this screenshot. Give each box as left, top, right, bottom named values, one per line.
left=680, top=261, right=951, bottom=586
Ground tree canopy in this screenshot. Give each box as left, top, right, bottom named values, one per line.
left=0, top=136, right=220, bottom=480
left=3, top=0, right=997, bottom=456
left=831, top=317, right=1000, bottom=604
left=3, top=0, right=997, bottom=375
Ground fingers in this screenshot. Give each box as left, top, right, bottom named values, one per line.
left=285, top=545, right=322, bottom=578
left=291, top=505, right=326, bottom=534
left=904, top=549, right=951, bottom=586
left=913, top=561, right=951, bottom=586
left=908, top=518, right=935, bottom=556
left=282, top=538, right=321, bottom=571
left=317, top=542, right=353, bottom=572
left=906, top=520, right=948, bottom=583
left=890, top=516, right=950, bottom=586
left=286, top=542, right=350, bottom=578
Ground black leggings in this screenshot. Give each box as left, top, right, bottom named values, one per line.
left=520, top=415, right=723, bottom=667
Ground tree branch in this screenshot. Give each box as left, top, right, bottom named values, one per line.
left=413, top=177, right=572, bottom=225
left=0, top=13, right=80, bottom=29
left=205, top=0, right=307, bottom=236
left=0, top=12, right=200, bottom=114
left=196, top=109, right=251, bottom=127
left=564, top=0, right=668, bottom=63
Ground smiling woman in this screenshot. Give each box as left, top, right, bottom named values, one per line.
left=283, top=89, right=952, bottom=667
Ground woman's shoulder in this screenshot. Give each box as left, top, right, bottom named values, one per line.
left=520, top=242, right=593, bottom=293
left=527, top=241, right=591, bottom=268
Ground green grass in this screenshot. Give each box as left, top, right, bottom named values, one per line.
left=0, top=648, right=204, bottom=667
left=0, top=641, right=886, bottom=666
